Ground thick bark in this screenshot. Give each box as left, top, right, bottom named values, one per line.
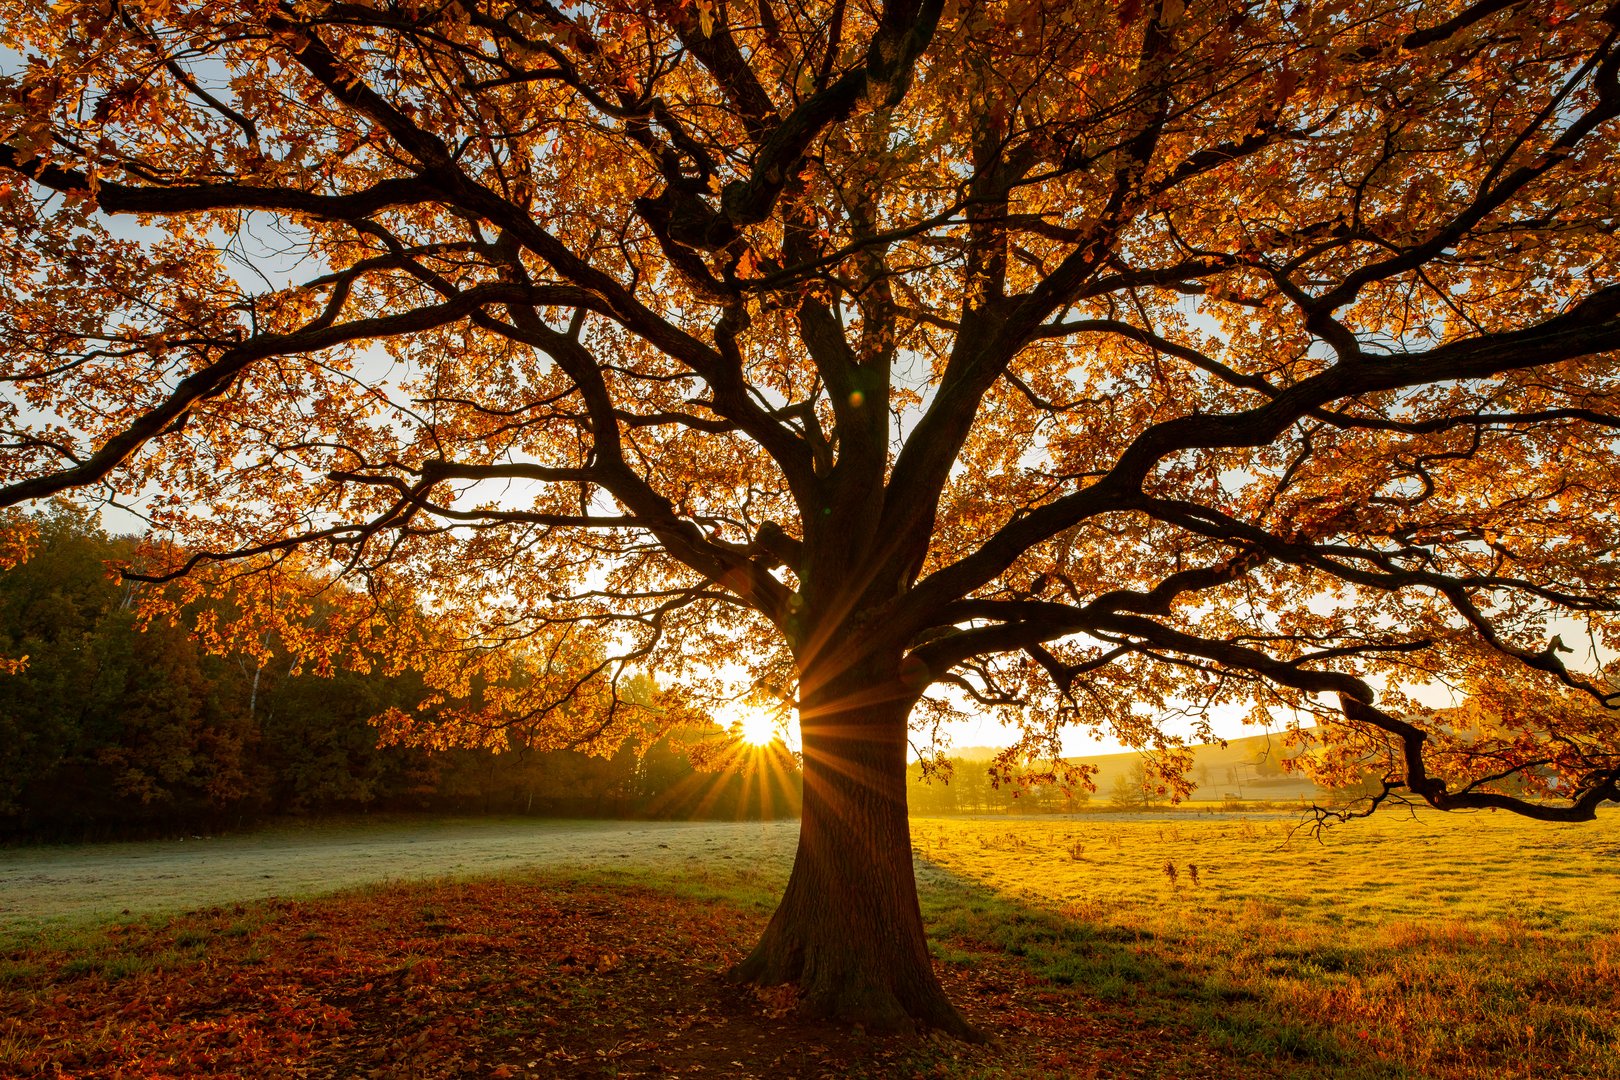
left=731, top=659, right=976, bottom=1037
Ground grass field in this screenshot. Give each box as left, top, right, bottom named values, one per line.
left=910, top=811, right=1620, bottom=1078
left=0, top=817, right=800, bottom=935
left=2, top=809, right=1616, bottom=1078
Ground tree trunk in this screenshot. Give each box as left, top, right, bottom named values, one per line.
left=731, top=660, right=976, bottom=1037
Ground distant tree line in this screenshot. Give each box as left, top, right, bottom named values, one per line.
left=0, top=506, right=799, bottom=841
left=906, top=757, right=1092, bottom=816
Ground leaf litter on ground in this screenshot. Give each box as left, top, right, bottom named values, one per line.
left=1, top=872, right=1291, bottom=1080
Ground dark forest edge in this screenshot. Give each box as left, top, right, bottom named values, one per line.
left=0, top=505, right=805, bottom=842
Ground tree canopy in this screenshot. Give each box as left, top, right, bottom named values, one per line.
left=3, top=0, right=1619, bottom=1033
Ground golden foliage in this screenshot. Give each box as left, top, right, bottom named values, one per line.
left=0, top=0, right=1616, bottom=813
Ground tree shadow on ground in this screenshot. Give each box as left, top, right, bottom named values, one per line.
left=909, top=855, right=1406, bottom=1080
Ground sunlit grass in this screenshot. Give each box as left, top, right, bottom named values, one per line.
left=602, top=808, right=1620, bottom=1076
left=906, top=810, right=1620, bottom=1079
left=911, top=810, right=1617, bottom=934
left=3, top=810, right=1613, bottom=1077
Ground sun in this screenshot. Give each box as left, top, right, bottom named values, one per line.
left=728, top=707, right=782, bottom=747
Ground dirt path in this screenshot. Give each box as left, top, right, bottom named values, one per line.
left=0, top=817, right=800, bottom=936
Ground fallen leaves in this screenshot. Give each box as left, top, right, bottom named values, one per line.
left=1, top=873, right=1296, bottom=1078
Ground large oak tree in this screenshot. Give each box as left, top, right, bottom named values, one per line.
left=4, top=0, right=1620, bottom=1034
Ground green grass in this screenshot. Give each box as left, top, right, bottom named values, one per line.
left=3, top=809, right=1614, bottom=1078
left=0, top=816, right=801, bottom=938
left=900, top=811, right=1620, bottom=1079
left=607, top=808, right=1620, bottom=1078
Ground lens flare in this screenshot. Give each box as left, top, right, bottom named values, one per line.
left=733, top=708, right=781, bottom=747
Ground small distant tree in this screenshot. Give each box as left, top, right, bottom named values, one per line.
left=907, top=757, right=959, bottom=816
left=952, top=760, right=991, bottom=815
left=1109, top=760, right=1159, bottom=811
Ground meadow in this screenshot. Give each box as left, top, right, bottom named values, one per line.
left=1, top=809, right=1615, bottom=1078
left=909, top=811, right=1620, bottom=1078
left=0, top=817, right=800, bottom=936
